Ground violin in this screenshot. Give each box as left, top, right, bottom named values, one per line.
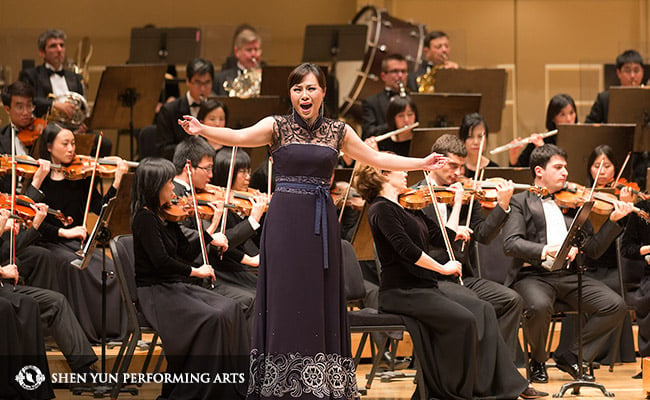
left=17, top=117, right=47, bottom=147
left=228, top=188, right=269, bottom=217
left=63, top=155, right=138, bottom=180
left=172, top=191, right=238, bottom=221
left=331, top=182, right=365, bottom=211
left=0, top=155, right=64, bottom=178
left=613, top=178, right=648, bottom=201
left=398, top=186, right=476, bottom=210
left=0, top=193, right=73, bottom=226
left=554, top=182, right=650, bottom=223
left=161, top=201, right=192, bottom=222
left=464, top=178, right=549, bottom=209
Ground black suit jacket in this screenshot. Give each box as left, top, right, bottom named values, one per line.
left=502, top=190, right=622, bottom=287
left=585, top=90, right=609, bottom=123
left=213, top=67, right=239, bottom=96
left=156, top=96, right=191, bottom=160
left=0, top=125, right=15, bottom=193
left=361, top=91, right=392, bottom=139
left=19, top=65, right=84, bottom=118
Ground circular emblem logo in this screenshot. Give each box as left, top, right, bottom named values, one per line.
left=15, top=365, right=46, bottom=390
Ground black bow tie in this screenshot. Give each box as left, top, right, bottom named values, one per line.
left=541, top=192, right=555, bottom=200
left=46, top=68, right=65, bottom=77
left=385, top=89, right=398, bottom=98
left=190, top=102, right=201, bottom=108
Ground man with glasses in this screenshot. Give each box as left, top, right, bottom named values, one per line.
left=0, top=81, right=36, bottom=166
left=361, top=53, right=409, bottom=141
left=156, top=58, right=215, bottom=160
left=586, top=49, right=645, bottom=123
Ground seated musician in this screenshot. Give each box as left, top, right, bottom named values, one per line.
left=621, top=191, right=650, bottom=379
left=502, top=144, right=631, bottom=383
left=511, top=93, right=577, bottom=167
left=23, top=123, right=129, bottom=343
left=19, top=29, right=111, bottom=156
left=0, top=81, right=36, bottom=163
left=458, top=112, right=499, bottom=178
left=0, top=208, right=98, bottom=383
left=211, top=148, right=267, bottom=318
left=355, top=162, right=545, bottom=399
left=407, top=31, right=459, bottom=92
left=417, top=134, right=525, bottom=361
left=156, top=58, right=215, bottom=160
left=361, top=53, right=409, bottom=141
left=131, top=158, right=248, bottom=400
left=197, top=98, right=229, bottom=158
left=213, top=28, right=263, bottom=96
left=556, top=144, right=639, bottom=369
left=586, top=49, right=645, bottom=124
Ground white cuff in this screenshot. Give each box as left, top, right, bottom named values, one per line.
left=248, top=216, right=260, bottom=231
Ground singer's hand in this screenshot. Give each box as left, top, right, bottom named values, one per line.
left=178, top=115, right=203, bottom=136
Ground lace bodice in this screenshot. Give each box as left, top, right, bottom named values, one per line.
left=271, top=111, right=346, bottom=153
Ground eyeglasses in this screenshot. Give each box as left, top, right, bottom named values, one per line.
left=237, top=168, right=252, bottom=175
left=620, top=67, right=643, bottom=74
left=195, top=165, right=213, bottom=172
left=13, top=104, right=35, bottom=113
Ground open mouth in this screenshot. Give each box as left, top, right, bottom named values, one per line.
left=300, top=103, right=312, bottom=113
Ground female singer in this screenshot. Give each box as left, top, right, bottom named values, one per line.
left=24, top=123, right=128, bottom=343
left=458, top=112, right=498, bottom=177
left=131, top=157, right=249, bottom=400
left=512, top=93, right=578, bottom=166
left=179, top=63, right=447, bottom=399
left=355, top=163, right=536, bottom=400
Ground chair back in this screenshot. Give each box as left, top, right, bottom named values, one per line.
left=341, top=239, right=367, bottom=303
left=109, top=234, right=139, bottom=328
left=616, top=236, right=645, bottom=302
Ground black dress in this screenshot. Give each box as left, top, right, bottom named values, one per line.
left=25, top=177, right=126, bottom=343
left=133, top=209, right=249, bottom=400
left=368, top=197, right=528, bottom=400
left=247, top=111, right=357, bottom=399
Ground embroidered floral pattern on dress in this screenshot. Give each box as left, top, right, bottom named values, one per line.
left=271, top=113, right=346, bottom=153
left=275, top=175, right=330, bottom=195
left=248, top=349, right=358, bottom=399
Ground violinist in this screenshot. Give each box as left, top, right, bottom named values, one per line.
left=172, top=138, right=257, bottom=322
left=197, top=98, right=229, bottom=156
left=23, top=122, right=129, bottom=343
left=211, top=147, right=268, bottom=321
left=417, top=134, right=525, bottom=361
left=0, top=81, right=34, bottom=165
left=621, top=193, right=650, bottom=379
left=131, top=158, right=248, bottom=400
left=555, top=144, right=638, bottom=371
left=0, top=208, right=99, bottom=385
left=459, top=112, right=499, bottom=178
left=502, top=144, right=631, bottom=383
left=356, top=162, right=544, bottom=399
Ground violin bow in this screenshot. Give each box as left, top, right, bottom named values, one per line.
left=219, top=147, right=239, bottom=257
left=8, top=124, right=18, bottom=288
left=185, top=160, right=214, bottom=288
left=612, top=152, right=631, bottom=190
left=338, top=160, right=360, bottom=223
left=587, top=160, right=604, bottom=202
left=423, top=171, right=463, bottom=286
left=460, top=133, right=485, bottom=252
left=80, top=132, right=103, bottom=250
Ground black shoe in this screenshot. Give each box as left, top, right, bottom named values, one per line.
left=377, top=352, right=411, bottom=371
left=553, top=353, right=594, bottom=382
left=528, top=358, right=548, bottom=383
left=520, top=385, right=549, bottom=399
left=632, top=370, right=643, bottom=379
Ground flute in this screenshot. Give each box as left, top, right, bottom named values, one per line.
left=374, top=122, right=420, bottom=143
left=489, top=129, right=558, bottom=155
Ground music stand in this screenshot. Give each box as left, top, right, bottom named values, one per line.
left=410, top=93, right=481, bottom=129
left=435, top=69, right=507, bottom=132
left=261, top=66, right=295, bottom=113
left=69, top=197, right=135, bottom=397
left=608, top=87, right=650, bottom=151
left=211, top=95, right=282, bottom=129
left=87, top=64, right=166, bottom=160
left=129, top=27, right=201, bottom=65
left=302, top=24, right=367, bottom=118
left=556, top=123, right=636, bottom=179
left=407, top=127, right=458, bottom=187
left=105, top=172, right=134, bottom=237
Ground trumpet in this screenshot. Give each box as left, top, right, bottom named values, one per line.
left=489, top=129, right=558, bottom=155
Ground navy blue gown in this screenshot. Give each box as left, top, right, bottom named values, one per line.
left=247, top=112, right=358, bottom=399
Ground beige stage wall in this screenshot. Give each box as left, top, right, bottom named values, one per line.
left=0, top=0, right=648, bottom=161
